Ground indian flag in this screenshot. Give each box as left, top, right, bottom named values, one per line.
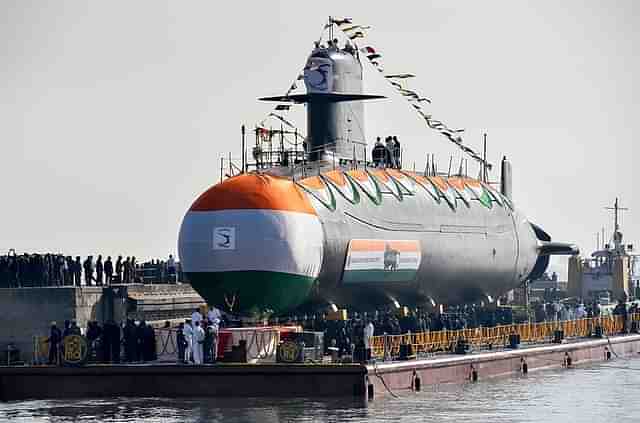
left=343, top=239, right=421, bottom=284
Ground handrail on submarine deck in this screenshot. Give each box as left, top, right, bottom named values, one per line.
left=369, top=314, right=640, bottom=360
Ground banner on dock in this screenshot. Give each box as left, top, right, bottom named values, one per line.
left=343, top=239, right=421, bottom=283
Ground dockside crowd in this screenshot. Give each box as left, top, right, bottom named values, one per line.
left=46, top=318, right=160, bottom=365
left=45, top=308, right=223, bottom=366
left=289, top=305, right=514, bottom=356
left=43, top=299, right=639, bottom=365
left=0, top=252, right=182, bottom=288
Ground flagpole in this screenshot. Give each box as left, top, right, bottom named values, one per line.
left=241, top=125, right=246, bottom=173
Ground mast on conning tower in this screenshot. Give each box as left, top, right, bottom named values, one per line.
left=605, top=198, right=629, bottom=253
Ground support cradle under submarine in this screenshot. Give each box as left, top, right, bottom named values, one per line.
left=178, top=32, right=578, bottom=314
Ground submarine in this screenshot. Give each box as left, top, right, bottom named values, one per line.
left=178, top=25, right=578, bottom=314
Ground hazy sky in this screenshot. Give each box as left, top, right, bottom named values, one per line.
left=1, top=1, right=637, bottom=277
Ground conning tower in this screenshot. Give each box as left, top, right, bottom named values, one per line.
left=261, top=41, right=383, bottom=163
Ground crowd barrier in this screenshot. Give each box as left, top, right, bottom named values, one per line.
left=369, top=314, right=640, bottom=360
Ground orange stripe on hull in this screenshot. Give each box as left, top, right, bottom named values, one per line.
left=447, top=177, right=466, bottom=190
left=350, top=239, right=420, bottom=252
left=323, top=170, right=347, bottom=186
left=298, top=175, right=326, bottom=190
left=370, top=169, right=390, bottom=182
left=347, top=169, right=369, bottom=182
left=190, top=173, right=317, bottom=215
left=429, top=176, right=450, bottom=192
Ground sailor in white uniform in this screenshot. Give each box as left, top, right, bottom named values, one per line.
left=192, top=321, right=205, bottom=365
left=183, top=319, right=193, bottom=363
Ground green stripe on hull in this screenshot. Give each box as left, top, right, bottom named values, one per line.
left=343, top=269, right=417, bottom=283
left=186, top=271, right=315, bottom=314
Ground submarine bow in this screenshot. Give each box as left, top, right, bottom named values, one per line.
left=178, top=174, right=324, bottom=312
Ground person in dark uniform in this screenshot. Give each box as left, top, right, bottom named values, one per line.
left=123, top=257, right=131, bottom=284
left=65, top=256, right=73, bottom=285
left=109, top=320, right=121, bottom=363
left=83, top=256, right=94, bottom=287
left=47, top=321, right=62, bottom=365
left=613, top=299, right=628, bottom=334
left=142, top=323, right=156, bottom=362
left=73, top=256, right=82, bottom=287
left=8, top=255, right=18, bottom=288
left=123, top=319, right=137, bottom=362
left=372, top=137, right=386, bottom=167
left=392, top=136, right=401, bottom=169
left=176, top=322, right=187, bottom=363
left=95, top=255, right=103, bottom=286
left=131, top=257, right=137, bottom=283
left=104, top=256, right=113, bottom=285
left=86, top=321, right=102, bottom=361
left=115, top=256, right=123, bottom=283
left=384, top=136, right=395, bottom=168
left=203, top=321, right=214, bottom=363
left=135, top=321, right=146, bottom=361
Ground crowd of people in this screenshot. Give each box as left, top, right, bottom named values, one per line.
left=45, top=306, right=226, bottom=366
left=175, top=307, right=223, bottom=365
left=46, top=318, right=159, bottom=365
left=43, top=299, right=640, bottom=366
left=371, top=135, right=402, bottom=169
left=0, top=251, right=181, bottom=288
left=278, top=305, right=514, bottom=357
left=531, top=299, right=639, bottom=323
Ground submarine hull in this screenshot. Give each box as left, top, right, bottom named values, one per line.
left=178, top=169, right=540, bottom=313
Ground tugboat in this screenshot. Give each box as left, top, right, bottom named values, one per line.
left=568, top=198, right=639, bottom=302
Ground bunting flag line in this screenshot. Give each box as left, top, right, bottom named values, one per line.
left=384, top=73, right=416, bottom=79
left=408, top=96, right=431, bottom=103
left=332, top=18, right=492, bottom=171
left=331, top=17, right=353, bottom=26
left=341, top=24, right=371, bottom=33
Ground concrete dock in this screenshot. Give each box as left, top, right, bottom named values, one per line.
left=1, top=334, right=639, bottom=401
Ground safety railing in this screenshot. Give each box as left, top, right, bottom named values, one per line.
left=370, top=314, right=640, bottom=360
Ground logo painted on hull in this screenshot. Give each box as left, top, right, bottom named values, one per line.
left=213, top=227, right=236, bottom=250
left=343, top=239, right=421, bottom=284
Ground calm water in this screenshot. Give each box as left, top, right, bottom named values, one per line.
left=2, top=359, right=640, bottom=422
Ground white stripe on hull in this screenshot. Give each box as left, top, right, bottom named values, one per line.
left=178, top=209, right=324, bottom=277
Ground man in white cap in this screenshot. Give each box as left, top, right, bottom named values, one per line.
left=191, top=308, right=203, bottom=326
left=207, top=306, right=222, bottom=327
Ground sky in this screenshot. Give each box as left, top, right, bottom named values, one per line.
left=1, top=1, right=638, bottom=278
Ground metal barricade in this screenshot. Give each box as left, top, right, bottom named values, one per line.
left=368, top=314, right=633, bottom=361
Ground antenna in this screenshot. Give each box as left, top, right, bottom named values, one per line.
left=605, top=198, right=628, bottom=233
left=605, top=198, right=629, bottom=251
